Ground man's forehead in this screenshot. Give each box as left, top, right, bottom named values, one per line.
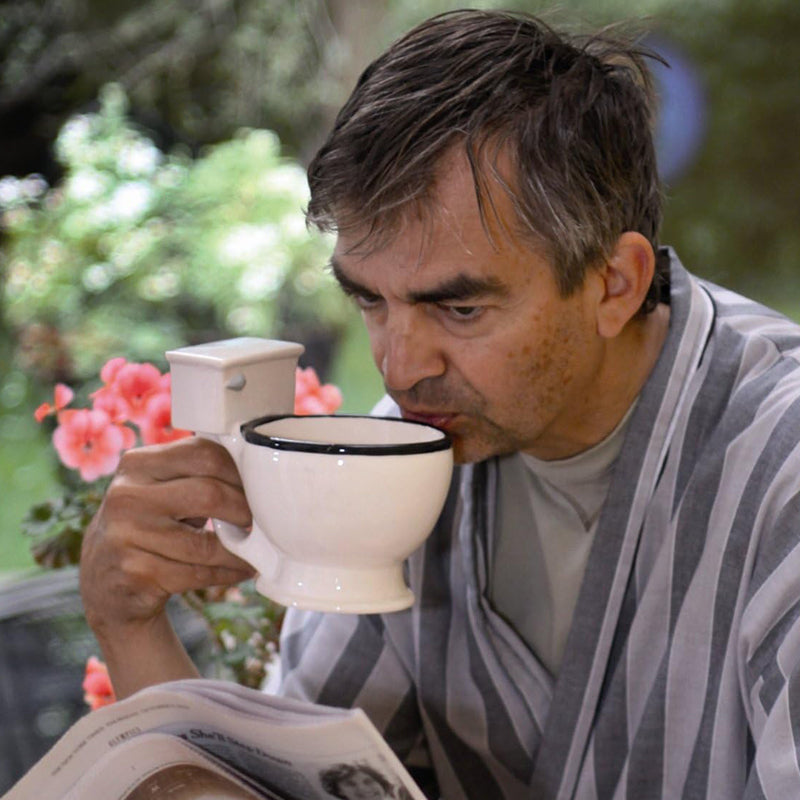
left=330, top=144, right=541, bottom=268
left=331, top=222, right=491, bottom=285
left=329, top=194, right=534, bottom=306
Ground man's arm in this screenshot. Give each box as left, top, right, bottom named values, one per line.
left=79, top=436, right=254, bottom=698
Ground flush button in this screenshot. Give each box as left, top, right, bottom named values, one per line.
left=226, top=373, right=247, bottom=391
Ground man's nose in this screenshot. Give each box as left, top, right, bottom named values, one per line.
left=379, top=310, right=445, bottom=392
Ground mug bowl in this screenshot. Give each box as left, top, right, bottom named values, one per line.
left=224, top=414, right=453, bottom=612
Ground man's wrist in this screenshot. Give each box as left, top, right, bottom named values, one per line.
left=94, top=612, right=199, bottom=700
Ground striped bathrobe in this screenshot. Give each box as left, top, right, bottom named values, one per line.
left=279, top=251, right=800, bottom=799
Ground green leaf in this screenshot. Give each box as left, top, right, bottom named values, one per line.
left=30, top=524, right=84, bottom=568
left=22, top=487, right=104, bottom=567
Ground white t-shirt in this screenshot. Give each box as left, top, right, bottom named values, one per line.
left=490, top=405, right=634, bottom=676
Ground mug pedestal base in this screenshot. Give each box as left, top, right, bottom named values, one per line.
left=254, top=561, right=414, bottom=613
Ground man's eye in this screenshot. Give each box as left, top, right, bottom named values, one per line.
left=442, top=304, right=484, bottom=321
left=354, top=293, right=382, bottom=310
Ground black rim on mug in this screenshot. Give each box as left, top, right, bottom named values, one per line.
left=240, top=414, right=452, bottom=456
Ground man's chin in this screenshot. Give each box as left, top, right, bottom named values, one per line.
left=446, top=422, right=524, bottom=464
left=449, top=436, right=500, bottom=465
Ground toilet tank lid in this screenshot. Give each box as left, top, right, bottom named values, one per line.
left=166, top=338, right=304, bottom=370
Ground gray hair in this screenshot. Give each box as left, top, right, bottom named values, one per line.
left=307, top=10, right=667, bottom=312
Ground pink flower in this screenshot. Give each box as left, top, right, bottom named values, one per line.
left=34, top=383, right=74, bottom=422
left=100, top=356, right=128, bottom=385
left=83, top=656, right=116, bottom=710
left=91, top=385, right=130, bottom=424
left=294, top=367, right=343, bottom=415
left=139, top=391, right=192, bottom=445
left=52, top=408, right=133, bottom=482
left=112, top=362, right=163, bottom=425
left=90, top=357, right=132, bottom=423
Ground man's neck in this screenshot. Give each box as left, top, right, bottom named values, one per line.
left=530, top=302, right=671, bottom=461
left=591, top=302, right=671, bottom=447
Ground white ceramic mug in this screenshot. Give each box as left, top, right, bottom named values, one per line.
left=166, top=338, right=453, bottom=612
left=211, top=414, right=453, bottom=612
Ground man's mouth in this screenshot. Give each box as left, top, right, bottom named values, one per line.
left=399, top=408, right=458, bottom=431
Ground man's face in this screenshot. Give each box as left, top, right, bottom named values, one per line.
left=331, top=151, right=607, bottom=463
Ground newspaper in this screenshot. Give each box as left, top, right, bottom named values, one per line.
left=2, top=679, right=424, bottom=800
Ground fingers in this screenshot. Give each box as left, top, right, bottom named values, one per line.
left=115, top=527, right=254, bottom=597
left=122, top=514, right=252, bottom=574
left=80, top=505, right=254, bottom=633
left=107, top=472, right=252, bottom=532
left=118, top=435, right=243, bottom=487
left=79, top=435, right=256, bottom=636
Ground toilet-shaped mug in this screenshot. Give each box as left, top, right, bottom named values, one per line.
left=166, top=338, right=453, bottom=613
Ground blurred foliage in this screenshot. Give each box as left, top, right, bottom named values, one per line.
left=651, top=0, right=800, bottom=312
left=22, top=486, right=104, bottom=569
left=186, top=582, right=286, bottom=689
left=0, top=360, right=62, bottom=572
left=0, top=0, right=335, bottom=170
left=2, top=0, right=798, bottom=310
left=0, top=84, right=355, bottom=686
left=0, top=84, right=349, bottom=384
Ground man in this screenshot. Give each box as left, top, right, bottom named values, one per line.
left=80, top=10, right=800, bottom=799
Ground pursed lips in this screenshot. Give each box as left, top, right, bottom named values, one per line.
left=399, top=407, right=458, bottom=430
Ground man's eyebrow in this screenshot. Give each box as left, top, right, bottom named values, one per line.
left=407, top=273, right=509, bottom=304
left=329, top=256, right=509, bottom=304
left=329, top=257, right=377, bottom=298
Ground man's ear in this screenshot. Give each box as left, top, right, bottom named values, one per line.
left=595, top=232, right=655, bottom=339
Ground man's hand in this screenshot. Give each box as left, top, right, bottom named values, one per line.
left=79, top=436, right=255, bottom=697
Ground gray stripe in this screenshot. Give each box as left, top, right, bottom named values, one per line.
left=465, top=462, right=535, bottom=783
left=786, top=651, right=800, bottom=759
left=417, top=464, right=504, bottom=798
left=383, top=685, right=423, bottom=761
left=748, top=500, right=800, bottom=601
left=672, top=327, right=744, bottom=514
left=423, top=705, right=504, bottom=799
left=465, top=605, right=532, bottom=783
left=744, top=772, right=769, bottom=800
left=317, top=614, right=385, bottom=707
left=746, top=494, right=800, bottom=710
left=624, top=666, right=668, bottom=799
left=756, top=607, right=800, bottom=714
left=767, top=333, right=800, bottom=353
left=280, top=611, right=325, bottom=673
left=746, top=418, right=800, bottom=600
left=710, top=294, right=800, bottom=351
left=592, top=570, right=640, bottom=798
